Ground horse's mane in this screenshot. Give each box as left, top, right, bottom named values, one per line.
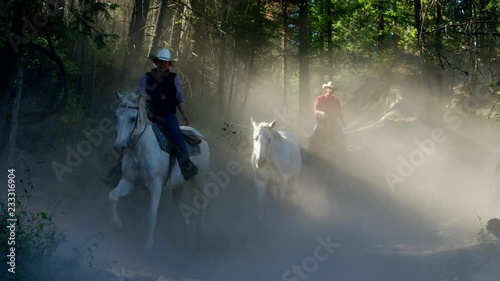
left=255, top=122, right=283, bottom=141
left=119, top=92, right=151, bottom=125
left=255, top=122, right=273, bottom=129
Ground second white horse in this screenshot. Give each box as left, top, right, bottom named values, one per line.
left=250, top=118, right=302, bottom=215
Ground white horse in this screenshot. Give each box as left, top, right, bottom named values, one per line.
left=250, top=118, right=302, bottom=215
left=109, top=91, right=210, bottom=248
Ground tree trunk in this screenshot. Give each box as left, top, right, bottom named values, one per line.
left=0, top=46, right=17, bottom=148
left=90, top=43, right=97, bottom=117
left=217, top=5, right=229, bottom=120
left=413, top=0, right=432, bottom=110
left=326, top=0, right=333, bottom=80
left=281, top=0, right=288, bottom=113
left=377, top=0, right=385, bottom=50
left=217, top=42, right=226, bottom=121
left=121, top=0, right=151, bottom=85
left=318, top=0, right=324, bottom=61
left=8, top=55, right=24, bottom=165
left=486, top=7, right=497, bottom=60
left=170, top=9, right=182, bottom=53
left=190, top=0, right=207, bottom=99
left=298, top=0, right=310, bottom=120
left=413, top=0, right=423, bottom=51
left=434, top=0, right=443, bottom=106
left=477, top=0, right=496, bottom=63
left=240, top=0, right=261, bottom=111
left=227, top=41, right=237, bottom=119
left=240, top=50, right=255, bottom=111
left=434, top=0, right=442, bottom=56
left=0, top=0, right=25, bottom=149
left=391, top=1, right=399, bottom=50
left=28, top=41, right=69, bottom=114
left=78, top=37, right=89, bottom=115
left=150, top=0, right=169, bottom=54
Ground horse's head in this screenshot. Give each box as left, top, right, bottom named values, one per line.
left=114, top=91, right=149, bottom=153
left=251, top=117, right=276, bottom=168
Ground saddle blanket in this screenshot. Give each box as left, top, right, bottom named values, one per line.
left=152, top=124, right=202, bottom=156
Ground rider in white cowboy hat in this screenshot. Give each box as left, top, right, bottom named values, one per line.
left=308, top=80, right=347, bottom=161
left=138, top=48, right=197, bottom=180
left=102, top=48, right=197, bottom=185
left=148, top=48, right=179, bottom=64
left=313, top=81, right=346, bottom=127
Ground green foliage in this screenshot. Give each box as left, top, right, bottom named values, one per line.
left=65, top=0, right=119, bottom=49
left=60, top=92, right=91, bottom=129
left=228, top=0, right=277, bottom=61
left=1, top=0, right=118, bottom=49
left=0, top=169, right=66, bottom=280
left=1, top=0, right=119, bottom=123
left=0, top=20, right=10, bottom=47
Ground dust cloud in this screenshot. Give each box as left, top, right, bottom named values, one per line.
left=2, top=70, right=500, bottom=281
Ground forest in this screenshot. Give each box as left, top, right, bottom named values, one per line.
left=1, top=0, right=500, bottom=280
left=0, top=0, right=498, bottom=135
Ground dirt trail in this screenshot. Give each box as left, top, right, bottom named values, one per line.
left=2, top=112, right=500, bottom=281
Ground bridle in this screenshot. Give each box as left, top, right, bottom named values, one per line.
left=117, top=102, right=175, bottom=185
left=119, top=104, right=147, bottom=150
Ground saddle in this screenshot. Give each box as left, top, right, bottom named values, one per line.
left=181, top=130, right=202, bottom=145
left=151, top=124, right=202, bottom=156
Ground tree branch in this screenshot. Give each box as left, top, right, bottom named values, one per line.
left=25, top=40, right=68, bottom=114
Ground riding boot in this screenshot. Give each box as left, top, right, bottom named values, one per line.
left=174, top=145, right=198, bottom=181
left=101, top=155, right=123, bottom=187
left=180, top=159, right=198, bottom=181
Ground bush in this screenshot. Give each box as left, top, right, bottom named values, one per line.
left=0, top=169, right=66, bottom=281
left=475, top=215, right=496, bottom=244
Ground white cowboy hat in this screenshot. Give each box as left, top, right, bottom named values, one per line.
left=149, top=48, right=178, bottom=63
left=322, top=81, right=337, bottom=90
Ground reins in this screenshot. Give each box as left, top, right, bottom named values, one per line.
left=119, top=103, right=175, bottom=185
left=120, top=105, right=148, bottom=151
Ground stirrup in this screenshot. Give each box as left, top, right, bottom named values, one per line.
left=180, top=161, right=198, bottom=181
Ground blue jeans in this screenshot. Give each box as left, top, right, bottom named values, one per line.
left=159, top=112, right=189, bottom=161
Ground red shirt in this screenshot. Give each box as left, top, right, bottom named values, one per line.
left=313, top=93, right=342, bottom=120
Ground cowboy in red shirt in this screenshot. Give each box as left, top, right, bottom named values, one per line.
left=308, top=81, right=347, bottom=160
left=313, top=81, right=346, bottom=130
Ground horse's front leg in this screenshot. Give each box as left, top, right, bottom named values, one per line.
left=109, top=179, right=134, bottom=228
left=272, top=176, right=288, bottom=210
left=277, top=176, right=288, bottom=202
left=145, top=178, right=163, bottom=249
left=254, top=173, right=267, bottom=220
left=284, top=175, right=297, bottom=202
